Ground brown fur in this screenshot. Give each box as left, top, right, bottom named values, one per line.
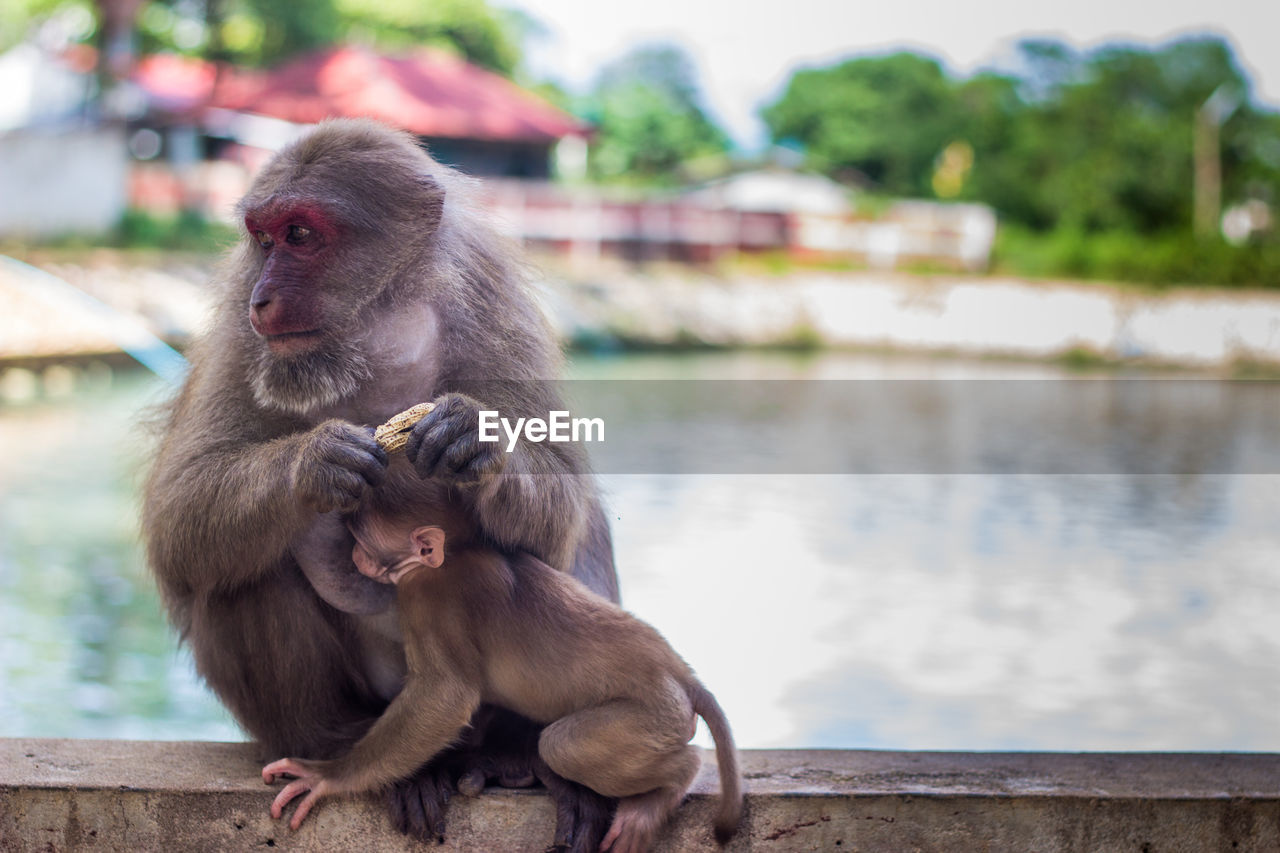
left=264, top=508, right=743, bottom=852
left=142, top=119, right=618, bottom=835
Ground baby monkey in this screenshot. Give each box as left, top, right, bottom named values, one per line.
left=263, top=490, right=742, bottom=853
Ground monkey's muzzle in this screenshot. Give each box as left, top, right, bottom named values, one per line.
left=374, top=402, right=437, bottom=453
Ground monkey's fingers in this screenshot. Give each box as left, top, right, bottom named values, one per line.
left=533, top=760, right=613, bottom=853
left=386, top=763, right=452, bottom=843
left=406, top=416, right=466, bottom=475
left=270, top=779, right=312, bottom=820
left=326, top=442, right=388, bottom=487
left=262, top=757, right=305, bottom=783
left=404, top=394, right=480, bottom=472
left=457, top=767, right=486, bottom=798
left=288, top=788, right=323, bottom=830
left=375, top=402, right=437, bottom=454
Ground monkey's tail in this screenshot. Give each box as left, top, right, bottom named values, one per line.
left=691, top=683, right=743, bottom=845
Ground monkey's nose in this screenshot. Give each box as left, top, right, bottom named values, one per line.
left=249, top=299, right=276, bottom=335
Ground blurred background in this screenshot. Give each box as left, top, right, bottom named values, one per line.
left=0, top=0, right=1277, bottom=752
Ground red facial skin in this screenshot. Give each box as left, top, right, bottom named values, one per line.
left=244, top=204, right=339, bottom=356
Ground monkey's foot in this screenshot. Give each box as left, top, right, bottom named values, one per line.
left=599, top=790, right=674, bottom=853
left=456, top=751, right=538, bottom=796
left=262, top=757, right=333, bottom=831
left=386, top=761, right=455, bottom=844
left=536, top=761, right=615, bottom=853
left=453, top=705, right=542, bottom=796
left=452, top=707, right=613, bottom=852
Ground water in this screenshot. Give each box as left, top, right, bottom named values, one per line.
left=1, top=352, right=1277, bottom=751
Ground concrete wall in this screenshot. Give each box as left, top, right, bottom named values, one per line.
left=549, top=272, right=1280, bottom=366
left=2, top=740, right=1278, bottom=852
left=0, top=126, right=128, bottom=238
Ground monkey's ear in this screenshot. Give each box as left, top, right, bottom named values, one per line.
left=410, top=526, right=446, bottom=569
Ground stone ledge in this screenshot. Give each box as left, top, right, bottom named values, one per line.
left=2, top=739, right=1278, bottom=851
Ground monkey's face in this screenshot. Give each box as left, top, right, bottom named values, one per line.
left=235, top=121, right=447, bottom=415
left=351, top=537, right=392, bottom=583
left=350, top=520, right=440, bottom=585
left=243, top=202, right=342, bottom=357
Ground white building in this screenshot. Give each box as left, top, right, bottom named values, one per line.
left=0, top=45, right=129, bottom=238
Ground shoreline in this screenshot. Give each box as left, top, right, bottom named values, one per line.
left=3, top=251, right=1279, bottom=376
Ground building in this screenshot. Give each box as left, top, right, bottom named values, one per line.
left=131, top=45, right=588, bottom=181
left=0, top=44, right=130, bottom=238
left=122, top=46, right=591, bottom=220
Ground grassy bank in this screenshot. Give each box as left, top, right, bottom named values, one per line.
left=992, top=226, right=1280, bottom=288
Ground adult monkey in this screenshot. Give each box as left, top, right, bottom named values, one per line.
left=142, top=119, right=618, bottom=849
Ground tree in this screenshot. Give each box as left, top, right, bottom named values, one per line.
left=762, top=52, right=961, bottom=194
left=985, top=37, right=1260, bottom=233
left=580, top=43, right=730, bottom=185
left=762, top=37, right=1280, bottom=239
left=0, top=0, right=91, bottom=51
left=4, top=0, right=522, bottom=73
left=331, top=0, right=519, bottom=76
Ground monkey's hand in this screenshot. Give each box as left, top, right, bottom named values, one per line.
left=291, top=420, right=389, bottom=513
left=263, top=757, right=338, bottom=830
left=405, top=393, right=507, bottom=485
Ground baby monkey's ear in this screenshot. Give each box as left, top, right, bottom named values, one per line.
left=410, top=526, right=446, bottom=569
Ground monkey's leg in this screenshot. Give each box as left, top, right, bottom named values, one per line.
left=538, top=700, right=701, bottom=853
left=452, top=707, right=614, bottom=853
left=601, top=774, right=699, bottom=853
left=192, top=571, right=384, bottom=758
left=455, top=706, right=539, bottom=794
left=385, top=761, right=457, bottom=844
left=533, top=755, right=616, bottom=853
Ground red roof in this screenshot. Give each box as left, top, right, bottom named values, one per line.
left=133, top=53, right=218, bottom=113
left=207, top=46, right=588, bottom=143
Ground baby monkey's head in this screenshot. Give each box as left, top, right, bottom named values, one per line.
left=345, top=474, right=472, bottom=584
left=348, top=511, right=446, bottom=585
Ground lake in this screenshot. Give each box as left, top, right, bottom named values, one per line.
left=1, top=350, right=1277, bottom=751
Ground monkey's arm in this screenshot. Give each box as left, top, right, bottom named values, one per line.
left=264, top=671, right=480, bottom=829
left=292, top=512, right=395, bottom=614
left=144, top=376, right=387, bottom=596
left=335, top=674, right=480, bottom=789
left=405, top=391, right=592, bottom=571
left=471, top=455, right=592, bottom=572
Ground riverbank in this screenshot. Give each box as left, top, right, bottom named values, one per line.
left=543, top=268, right=1280, bottom=370
left=3, top=251, right=1279, bottom=373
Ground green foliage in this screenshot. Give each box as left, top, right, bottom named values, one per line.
left=994, top=225, right=1280, bottom=288
left=580, top=44, right=731, bottom=186
left=0, top=0, right=93, bottom=51
left=762, top=52, right=960, bottom=195
left=763, top=36, right=1280, bottom=251
left=4, top=209, right=232, bottom=252
left=331, top=0, right=520, bottom=75
left=111, top=209, right=237, bottom=251
left=130, top=0, right=520, bottom=72
left=982, top=39, right=1253, bottom=233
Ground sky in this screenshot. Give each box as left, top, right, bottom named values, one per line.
left=508, top=0, right=1280, bottom=151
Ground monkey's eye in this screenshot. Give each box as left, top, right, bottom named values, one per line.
left=253, top=230, right=273, bottom=249
left=286, top=224, right=313, bottom=245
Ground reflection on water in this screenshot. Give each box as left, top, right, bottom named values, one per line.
left=0, top=370, right=239, bottom=740
left=0, top=352, right=1276, bottom=750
